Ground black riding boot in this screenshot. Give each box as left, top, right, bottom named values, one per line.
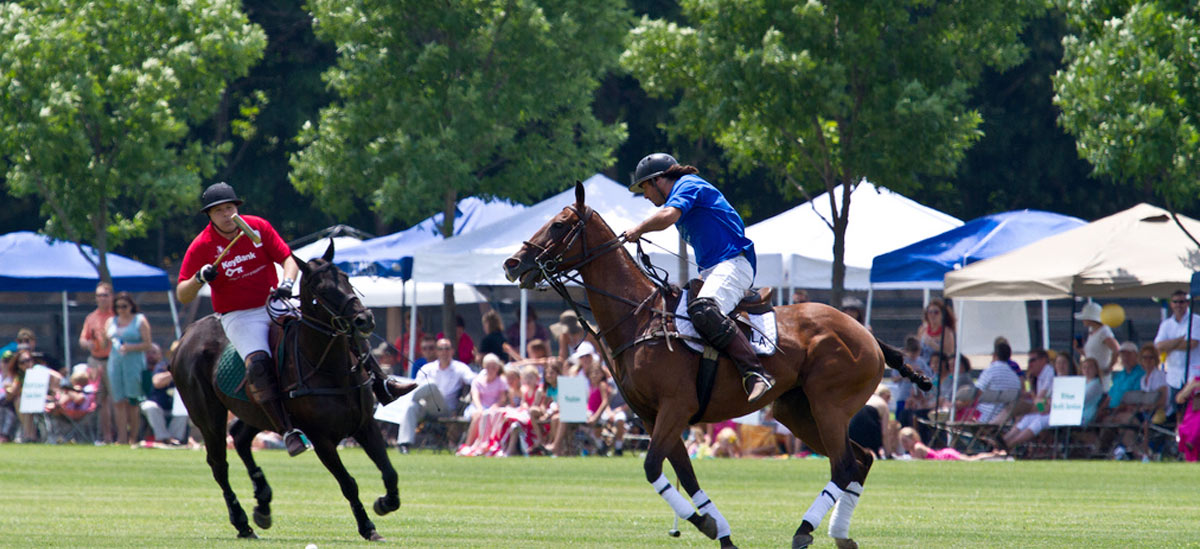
left=362, top=355, right=418, bottom=405
left=245, top=352, right=309, bottom=457
left=687, top=297, right=776, bottom=406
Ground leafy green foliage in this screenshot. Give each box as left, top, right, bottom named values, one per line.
left=291, top=0, right=631, bottom=228
left=623, top=0, right=1044, bottom=302
left=1055, top=1, right=1200, bottom=210
left=0, top=0, right=265, bottom=279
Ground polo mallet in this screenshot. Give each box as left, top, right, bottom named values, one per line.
left=668, top=477, right=681, bottom=537
left=211, top=213, right=261, bottom=266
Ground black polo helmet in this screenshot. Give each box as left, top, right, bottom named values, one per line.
left=199, top=182, right=243, bottom=214
left=629, top=153, right=678, bottom=192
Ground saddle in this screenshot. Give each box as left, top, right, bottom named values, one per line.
left=216, top=320, right=293, bottom=402
left=685, top=279, right=775, bottom=316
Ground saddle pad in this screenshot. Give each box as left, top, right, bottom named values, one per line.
left=215, top=344, right=250, bottom=401
left=675, top=288, right=777, bottom=356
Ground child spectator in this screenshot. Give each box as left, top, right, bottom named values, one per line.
left=462, top=353, right=509, bottom=449
left=898, top=427, right=1007, bottom=461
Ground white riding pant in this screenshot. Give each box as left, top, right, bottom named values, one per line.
left=394, top=382, right=452, bottom=445
left=219, top=306, right=271, bottom=359
left=697, top=254, right=755, bottom=315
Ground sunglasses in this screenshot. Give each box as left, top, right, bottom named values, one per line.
left=1172, top=300, right=1189, bottom=304
left=17, top=338, right=32, bottom=343
left=115, top=304, right=131, bottom=310
left=18, top=358, right=32, bottom=364
left=96, top=293, right=111, bottom=298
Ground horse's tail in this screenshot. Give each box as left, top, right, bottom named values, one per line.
left=875, top=336, right=933, bottom=391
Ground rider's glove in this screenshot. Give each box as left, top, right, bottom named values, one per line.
left=271, top=278, right=295, bottom=300
left=195, top=264, right=218, bottom=285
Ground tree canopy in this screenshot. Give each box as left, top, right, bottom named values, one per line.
left=0, top=0, right=265, bottom=281
left=623, top=0, right=1045, bottom=304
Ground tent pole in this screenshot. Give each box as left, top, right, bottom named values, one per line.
left=1041, top=300, right=1049, bottom=349
left=62, top=290, right=71, bottom=367
left=167, top=289, right=181, bottom=340
left=865, top=286, right=874, bottom=328
left=923, top=288, right=930, bottom=309
left=519, top=289, right=528, bottom=358
left=949, top=304, right=964, bottom=442
left=408, top=280, right=419, bottom=376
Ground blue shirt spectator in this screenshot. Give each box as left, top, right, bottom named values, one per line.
left=1107, top=364, right=1146, bottom=408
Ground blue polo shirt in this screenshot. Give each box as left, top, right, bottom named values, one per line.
left=1107, top=364, right=1145, bottom=408
left=663, top=174, right=757, bottom=273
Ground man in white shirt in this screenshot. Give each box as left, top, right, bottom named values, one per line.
left=394, top=338, right=475, bottom=454
left=1154, top=290, right=1200, bottom=415
left=975, top=340, right=1022, bottom=424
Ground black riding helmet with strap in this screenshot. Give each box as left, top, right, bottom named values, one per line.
left=629, top=153, right=678, bottom=192
left=199, top=182, right=244, bottom=214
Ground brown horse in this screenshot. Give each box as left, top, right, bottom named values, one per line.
left=504, top=183, right=930, bottom=549
left=171, top=243, right=400, bottom=541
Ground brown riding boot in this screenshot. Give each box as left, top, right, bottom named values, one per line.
left=245, top=353, right=309, bottom=457
left=722, top=330, right=775, bottom=406
left=372, top=377, right=418, bottom=405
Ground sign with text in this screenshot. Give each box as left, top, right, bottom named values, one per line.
left=1048, top=376, right=1086, bottom=426
left=19, top=365, right=53, bottom=414
left=557, top=376, right=589, bottom=423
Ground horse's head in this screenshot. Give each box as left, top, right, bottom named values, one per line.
left=504, top=181, right=595, bottom=289
left=295, top=240, right=375, bottom=338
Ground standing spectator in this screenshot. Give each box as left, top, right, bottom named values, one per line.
left=841, top=297, right=866, bottom=326
left=551, top=310, right=588, bottom=361
left=917, top=298, right=956, bottom=367
left=0, top=350, right=20, bottom=442
left=1001, top=348, right=1055, bottom=450
left=504, top=309, right=551, bottom=357
left=1174, top=374, right=1200, bottom=462
left=437, top=315, right=475, bottom=365
left=106, top=292, right=151, bottom=445
left=395, top=338, right=475, bottom=454
left=478, top=310, right=517, bottom=363
left=898, top=337, right=935, bottom=439
left=409, top=335, right=437, bottom=378
left=974, top=340, right=1022, bottom=424
left=139, top=343, right=188, bottom=445
left=1073, top=302, right=1119, bottom=390
left=79, top=282, right=115, bottom=444
left=1155, top=290, right=1200, bottom=418
left=393, top=315, right=424, bottom=369
left=791, top=289, right=808, bottom=304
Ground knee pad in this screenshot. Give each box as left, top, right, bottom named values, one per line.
left=244, top=352, right=279, bottom=401
left=687, top=297, right=736, bottom=348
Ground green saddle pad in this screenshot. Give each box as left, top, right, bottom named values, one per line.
left=215, top=344, right=250, bottom=401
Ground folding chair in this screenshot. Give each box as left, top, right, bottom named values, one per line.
left=946, top=388, right=1019, bottom=452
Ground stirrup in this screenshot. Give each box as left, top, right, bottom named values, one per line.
left=743, top=371, right=775, bottom=405
left=283, top=429, right=310, bottom=457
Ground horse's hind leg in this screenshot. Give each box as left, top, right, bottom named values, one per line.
left=771, top=389, right=867, bottom=549
left=311, top=435, right=382, bottom=541
left=643, top=413, right=719, bottom=543
left=354, top=422, right=400, bottom=516
left=230, top=419, right=273, bottom=530
left=665, top=440, right=737, bottom=548
left=199, top=419, right=256, bottom=539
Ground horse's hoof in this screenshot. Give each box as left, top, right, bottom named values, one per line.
left=373, top=495, right=400, bottom=516
left=252, top=506, right=271, bottom=529
left=696, top=514, right=718, bottom=540
left=236, top=530, right=257, bottom=539
left=834, top=538, right=858, bottom=549
left=792, top=533, right=814, bottom=549
left=719, top=536, right=738, bottom=549
left=366, top=530, right=385, bottom=541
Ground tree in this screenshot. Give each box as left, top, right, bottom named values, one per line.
left=1054, top=2, right=1200, bottom=223
left=291, top=0, right=629, bottom=336
left=622, top=0, right=1044, bottom=305
left=0, top=0, right=266, bottom=282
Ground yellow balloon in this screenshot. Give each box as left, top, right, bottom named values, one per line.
left=1100, top=303, right=1125, bottom=328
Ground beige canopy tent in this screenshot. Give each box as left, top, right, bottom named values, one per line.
left=945, top=203, right=1200, bottom=300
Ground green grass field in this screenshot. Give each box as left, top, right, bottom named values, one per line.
left=2, top=444, right=1197, bottom=548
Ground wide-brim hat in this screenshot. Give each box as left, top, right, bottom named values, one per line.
left=1074, top=302, right=1103, bottom=323
left=550, top=311, right=584, bottom=338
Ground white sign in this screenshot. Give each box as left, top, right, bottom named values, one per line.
left=1048, top=376, right=1086, bottom=427
left=557, top=376, right=589, bottom=423
left=19, top=365, right=53, bottom=414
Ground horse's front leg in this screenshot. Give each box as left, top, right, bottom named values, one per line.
left=354, top=421, right=401, bottom=516
left=202, top=428, right=256, bottom=538
left=666, top=441, right=736, bottom=548
left=230, top=419, right=272, bottom=530
left=310, top=435, right=382, bottom=541
left=643, top=414, right=717, bottom=541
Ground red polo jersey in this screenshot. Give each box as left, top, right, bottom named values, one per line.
left=179, top=215, right=291, bottom=314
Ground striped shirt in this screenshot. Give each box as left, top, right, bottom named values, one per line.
left=975, top=361, right=1022, bottom=423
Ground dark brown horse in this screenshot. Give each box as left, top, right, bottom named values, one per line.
left=504, top=183, right=930, bottom=549
left=171, top=243, right=400, bottom=541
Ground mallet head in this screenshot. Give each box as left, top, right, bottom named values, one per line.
left=231, top=214, right=262, bottom=245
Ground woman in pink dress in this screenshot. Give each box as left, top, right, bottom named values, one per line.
left=898, top=427, right=1007, bottom=461
left=1174, top=375, right=1200, bottom=462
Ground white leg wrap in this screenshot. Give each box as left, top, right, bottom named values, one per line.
left=827, top=481, right=862, bottom=539
left=651, top=474, right=695, bottom=519
left=802, top=481, right=844, bottom=529
left=692, top=489, right=732, bottom=539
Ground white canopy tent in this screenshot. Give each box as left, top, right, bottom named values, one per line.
left=745, top=180, right=963, bottom=290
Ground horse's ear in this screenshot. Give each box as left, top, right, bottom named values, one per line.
left=293, top=253, right=310, bottom=276
left=574, top=180, right=585, bottom=207
left=323, top=239, right=336, bottom=263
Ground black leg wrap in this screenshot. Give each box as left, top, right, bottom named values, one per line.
left=687, top=297, right=737, bottom=349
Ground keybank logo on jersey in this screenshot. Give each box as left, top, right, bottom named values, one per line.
left=221, top=251, right=258, bottom=278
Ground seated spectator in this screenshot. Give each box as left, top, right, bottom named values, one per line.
left=602, top=373, right=631, bottom=457
left=45, top=367, right=97, bottom=442
left=139, top=343, right=188, bottom=445
left=848, top=384, right=895, bottom=459
left=509, top=338, right=552, bottom=375
left=1095, top=342, right=1147, bottom=425
left=1053, top=351, right=1077, bottom=377
left=1117, top=345, right=1169, bottom=460
left=12, top=348, right=64, bottom=442
left=0, top=350, right=19, bottom=442
left=504, top=309, right=551, bottom=356
left=392, top=315, right=424, bottom=369
left=394, top=338, right=475, bottom=454
left=372, top=342, right=399, bottom=377
left=547, top=361, right=610, bottom=457
left=791, top=289, right=808, bottom=304
left=478, top=310, right=517, bottom=364
left=841, top=297, right=866, bottom=326
left=996, top=337, right=1024, bottom=379
left=14, top=328, right=63, bottom=374
left=462, top=353, right=509, bottom=449
left=973, top=341, right=1022, bottom=424
left=551, top=310, right=589, bottom=361
left=712, top=425, right=742, bottom=458
left=1001, top=348, right=1055, bottom=449
left=502, top=364, right=521, bottom=407
left=898, top=337, right=935, bottom=440
left=1074, top=357, right=1103, bottom=426
left=1175, top=375, right=1200, bottom=462
left=408, top=336, right=437, bottom=378
left=898, top=427, right=1007, bottom=461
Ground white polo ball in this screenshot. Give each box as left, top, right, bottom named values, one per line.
left=305, top=544, right=318, bottom=549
